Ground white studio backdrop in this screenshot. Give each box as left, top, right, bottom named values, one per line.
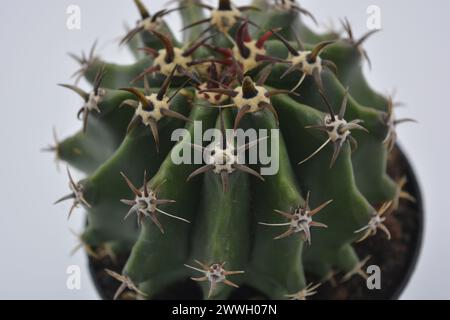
left=0, top=0, right=449, bottom=299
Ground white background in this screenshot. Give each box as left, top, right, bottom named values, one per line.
left=0, top=0, right=449, bottom=299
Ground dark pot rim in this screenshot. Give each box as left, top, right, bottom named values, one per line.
left=87, top=145, right=424, bottom=300
left=388, top=145, right=424, bottom=299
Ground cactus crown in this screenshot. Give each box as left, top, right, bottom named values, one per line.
left=49, top=0, right=416, bottom=300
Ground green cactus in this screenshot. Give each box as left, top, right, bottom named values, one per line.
left=48, top=0, right=416, bottom=300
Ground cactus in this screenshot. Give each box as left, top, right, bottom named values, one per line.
left=48, top=0, right=417, bottom=300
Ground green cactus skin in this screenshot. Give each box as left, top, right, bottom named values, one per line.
left=49, top=0, right=415, bottom=300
